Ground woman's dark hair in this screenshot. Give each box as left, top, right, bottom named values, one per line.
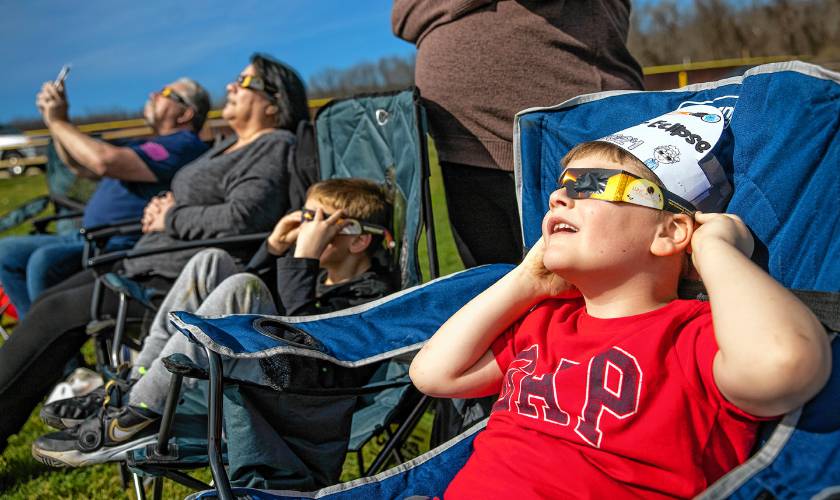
left=250, top=53, right=309, bottom=130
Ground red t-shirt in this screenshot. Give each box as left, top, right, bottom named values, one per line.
left=445, top=298, right=763, bottom=499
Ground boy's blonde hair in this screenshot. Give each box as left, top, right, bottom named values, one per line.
left=307, top=178, right=392, bottom=226
left=561, top=141, right=663, bottom=187
left=307, top=178, right=393, bottom=256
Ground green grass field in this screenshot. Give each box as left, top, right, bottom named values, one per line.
left=0, top=146, right=465, bottom=498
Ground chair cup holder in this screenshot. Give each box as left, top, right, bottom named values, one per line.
left=253, top=318, right=324, bottom=352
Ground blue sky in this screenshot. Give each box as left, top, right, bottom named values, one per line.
left=0, top=0, right=415, bottom=123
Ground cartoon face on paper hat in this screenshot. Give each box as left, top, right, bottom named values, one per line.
left=597, top=104, right=730, bottom=211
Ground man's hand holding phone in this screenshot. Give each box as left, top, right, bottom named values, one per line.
left=54, top=65, right=71, bottom=88
left=36, top=65, right=71, bottom=124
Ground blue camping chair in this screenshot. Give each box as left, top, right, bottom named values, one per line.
left=174, top=61, right=840, bottom=499
left=122, top=89, right=442, bottom=498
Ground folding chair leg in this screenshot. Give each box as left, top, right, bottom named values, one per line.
left=118, top=462, right=130, bottom=489
left=366, top=394, right=433, bottom=475
left=389, top=447, right=404, bottom=465
left=152, top=477, right=164, bottom=500
left=206, top=348, right=234, bottom=500
left=160, top=470, right=212, bottom=491
left=89, top=278, right=103, bottom=323
left=155, top=372, right=183, bottom=456
left=110, top=293, right=129, bottom=368
left=357, top=449, right=365, bottom=478
left=132, top=472, right=147, bottom=500
left=95, top=336, right=109, bottom=373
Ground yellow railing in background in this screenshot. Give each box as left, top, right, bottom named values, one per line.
left=641, top=54, right=807, bottom=75
left=19, top=97, right=334, bottom=139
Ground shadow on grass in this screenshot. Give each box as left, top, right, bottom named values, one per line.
left=0, top=406, right=135, bottom=498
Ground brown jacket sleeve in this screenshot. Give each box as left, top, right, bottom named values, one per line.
left=392, top=0, right=497, bottom=45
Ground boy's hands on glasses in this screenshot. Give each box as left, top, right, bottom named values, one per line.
left=690, top=211, right=754, bottom=274
left=293, top=208, right=347, bottom=259
left=266, top=211, right=304, bottom=256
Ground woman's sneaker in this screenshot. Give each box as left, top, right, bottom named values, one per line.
left=32, top=405, right=159, bottom=468
left=39, top=386, right=107, bottom=430
left=40, top=376, right=134, bottom=430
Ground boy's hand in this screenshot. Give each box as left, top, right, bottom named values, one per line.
left=267, top=211, right=302, bottom=255
left=690, top=212, right=754, bottom=272
left=518, top=236, right=578, bottom=299
left=691, top=210, right=830, bottom=417
left=294, top=208, right=346, bottom=259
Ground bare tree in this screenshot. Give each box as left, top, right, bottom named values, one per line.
left=307, top=54, right=416, bottom=98
left=628, top=0, right=840, bottom=66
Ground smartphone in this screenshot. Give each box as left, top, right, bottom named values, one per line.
left=54, top=65, right=71, bottom=86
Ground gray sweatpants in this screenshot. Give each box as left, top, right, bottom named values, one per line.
left=128, top=248, right=277, bottom=413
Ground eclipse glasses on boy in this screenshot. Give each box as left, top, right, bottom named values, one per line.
left=300, top=208, right=396, bottom=249
left=159, top=86, right=192, bottom=109
left=558, top=168, right=696, bottom=215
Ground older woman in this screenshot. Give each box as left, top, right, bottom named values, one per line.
left=0, top=54, right=310, bottom=452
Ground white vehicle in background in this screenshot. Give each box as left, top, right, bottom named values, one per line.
left=0, top=124, right=40, bottom=177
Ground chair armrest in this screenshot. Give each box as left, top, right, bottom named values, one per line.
left=162, top=353, right=210, bottom=379
left=85, top=232, right=270, bottom=271
left=31, top=210, right=84, bottom=233
left=82, top=223, right=144, bottom=246
left=79, top=219, right=144, bottom=255
left=50, top=194, right=87, bottom=213
left=80, top=218, right=144, bottom=238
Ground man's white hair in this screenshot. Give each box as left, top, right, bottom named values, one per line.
left=173, top=77, right=210, bottom=131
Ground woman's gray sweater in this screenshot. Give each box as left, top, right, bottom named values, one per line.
left=123, top=129, right=295, bottom=278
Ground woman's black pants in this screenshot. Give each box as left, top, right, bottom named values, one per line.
left=0, top=269, right=171, bottom=451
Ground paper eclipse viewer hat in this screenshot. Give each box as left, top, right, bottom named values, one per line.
left=596, top=104, right=732, bottom=212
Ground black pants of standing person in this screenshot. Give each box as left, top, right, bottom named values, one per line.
left=0, top=269, right=172, bottom=452
left=435, top=162, right=521, bottom=445
left=440, top=161, right=524, bottom=268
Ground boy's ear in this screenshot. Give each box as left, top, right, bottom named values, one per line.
left=265, top=104, right=279, bottom=117
left=650, top=213, right=693, bottom=257
left=348, top=234, right=373, bottom=255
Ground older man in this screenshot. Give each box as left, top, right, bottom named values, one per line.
left=0, top=77, right=210, bottom=315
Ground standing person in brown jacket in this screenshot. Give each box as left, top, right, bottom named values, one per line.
left=392, top=0, right=644, bottom=268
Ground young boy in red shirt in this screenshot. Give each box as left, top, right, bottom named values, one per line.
left=409, top=107, right=831, bottom=498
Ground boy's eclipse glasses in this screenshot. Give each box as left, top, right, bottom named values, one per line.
left=300, top=209, right=395, bottom=249
left=558, top=168, right=695, bottom=215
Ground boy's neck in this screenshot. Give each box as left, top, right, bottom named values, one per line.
left=573, top=270, right=680, bottom=319
left=323, top=254, right=373, bottom=286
